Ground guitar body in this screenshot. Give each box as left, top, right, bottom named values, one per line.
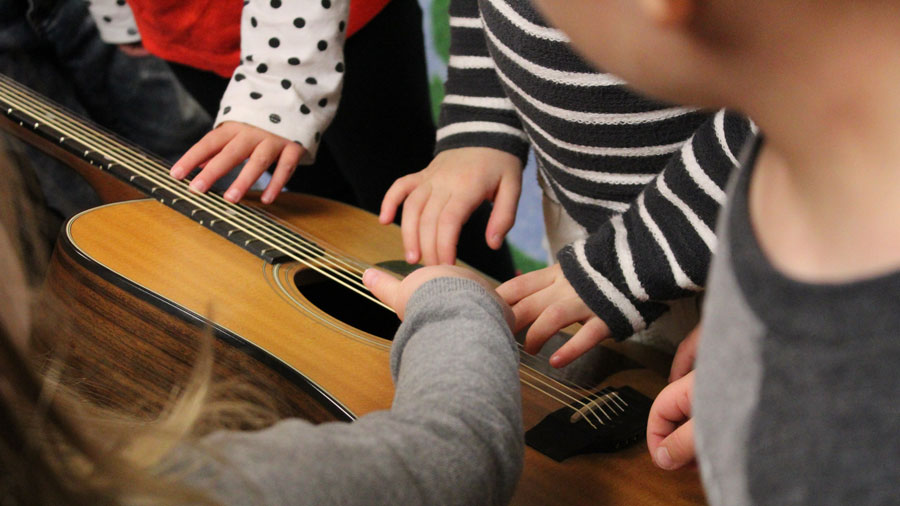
left=39, top=194, right=705, bottom=506
left=1, top=73, right=705, bottom=505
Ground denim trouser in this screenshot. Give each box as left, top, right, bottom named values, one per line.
left=0, top=0, right=211, bottom=219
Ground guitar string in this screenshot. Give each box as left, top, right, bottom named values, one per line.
left=0, top=76, right=623, bottom=426
left=519, top=354, right=628, bottom=423
left=519, top=368, right=609, bottom=426
left=0, top=77, right=621, bottom=426
left=0, top=76, right=373, bottom=291
left=0, top=76, right=621, bottom=427
left=0, top=78, right=380, bottom=306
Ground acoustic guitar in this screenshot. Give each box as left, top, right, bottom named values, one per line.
left=0, top=74, right=705, bottom=505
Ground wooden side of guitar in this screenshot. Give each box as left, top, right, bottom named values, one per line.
left=36, top=192, right=706, bottom=506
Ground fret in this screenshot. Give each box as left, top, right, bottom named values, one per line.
left=0, top=74, right=317, bottom=265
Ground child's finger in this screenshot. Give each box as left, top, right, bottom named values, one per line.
left=171, top=127, right=234, bottom=179
left=219, top=139, right=279, bottom=201
left=362, top=268, right=401, bottom=316
left=486, top=175, right=520, bottom=249
left=224, top=161, right=268, bottom=203
left=400, top=186, right=430, bottom=264
left=652, top=419, right=696, bottom=471
left=510, top=287, right=559, bottom=336
left=524, top=298, right=592, bottom=354
left=496, top=266, right=555, bottom=305
left=549, top=317, right=610, bottom=368
left=436, top=196, right=480, bottom=266
left=188, top=135, right=256, bottom=193
left=647, top=373, right=694, bottom=469
left=418, top=191, right=450, bottom=266
left=435, top=199, right=467, bottom=265
left=380, top=174, right=419, bottom=225
left=262, top=143, right=304, bottom=204
left=244, top=138, right=280, bottom=178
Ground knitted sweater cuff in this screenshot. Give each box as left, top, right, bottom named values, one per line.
left=558, top=243, right=669, bottom=341
left=434, top=131, right=531, bottom=165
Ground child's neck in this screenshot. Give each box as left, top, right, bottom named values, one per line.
left=743, top=18, right=900, bottom=283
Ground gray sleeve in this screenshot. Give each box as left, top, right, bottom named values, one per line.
left=182, top=277, right=523, bottom=506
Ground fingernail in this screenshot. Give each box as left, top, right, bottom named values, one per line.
left=224, top=189, right=239, bottom=202
left=406, top=251, right=416, bottom=263
left=261, top=193, right=272, bottom=204
left=549, top=354, right=562, bottom=368
left=190, top=179, right=208, bottom=193
left=655, top=447, right=674, bottom=470
left=491, top=233, right=500, bottom=246
left=170, top=165, right=184, bottom=178
left=362, top=268, right=377, bottom=286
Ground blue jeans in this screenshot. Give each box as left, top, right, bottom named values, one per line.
left=0, top=0, right=211, bottom=218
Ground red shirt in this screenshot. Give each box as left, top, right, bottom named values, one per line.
left=128, top=0, right=391, bottom=77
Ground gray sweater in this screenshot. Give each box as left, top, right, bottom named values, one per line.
left=176, top=278, right=524, bottom=505
left=695, top=140, right=900, bottom=505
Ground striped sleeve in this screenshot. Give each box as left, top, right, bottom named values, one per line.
left=557, top=110, right=755, bottom=340
left=434, top=0, right=530, bottom=162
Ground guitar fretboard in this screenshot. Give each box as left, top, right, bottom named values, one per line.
left=0, top=73, right=324, bottom=264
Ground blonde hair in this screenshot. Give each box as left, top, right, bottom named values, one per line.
left=0, top=138, right=275, bottom=506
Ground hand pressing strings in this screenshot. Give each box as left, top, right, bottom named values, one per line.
left=171, top=122, right=304, bottom=204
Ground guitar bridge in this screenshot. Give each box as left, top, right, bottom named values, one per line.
left=525, top=386, right=652, bottom=462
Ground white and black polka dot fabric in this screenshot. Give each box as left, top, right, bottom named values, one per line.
left=216, top=0, right=349, bottom=164
left=86, top=0, right=140, bottom=44
left=87, top=0, right=349, bottom=164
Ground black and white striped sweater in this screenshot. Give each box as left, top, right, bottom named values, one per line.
left=436, top=0, right=755, bottom=339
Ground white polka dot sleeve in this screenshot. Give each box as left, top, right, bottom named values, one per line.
left=86, top=0, right=141, bottom=44
left=215, top=0, right=349, bottom=164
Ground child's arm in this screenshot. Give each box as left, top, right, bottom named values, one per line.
left=170, top=0, right=349, bottom=204
left=379, top=0, right=530, bottom=265
left=185, top=266, right=523, bottom=505
left=86, top=0, right=141, bottom=45
left=500, top=111, right=753, bottom=366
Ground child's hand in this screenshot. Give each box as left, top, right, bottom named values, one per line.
left=647, top=371, right=695, bottom=471
left=669, top=325, right=701, bottom=383
left=379, top=147, right=523, bottom=266
left=170, top=121, right=306, bottom=204
left=497, top=263, right=610, bottom=368
left=363, top=265, right=513, bottom=328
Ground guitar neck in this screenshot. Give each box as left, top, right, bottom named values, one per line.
left=0, top=73, right=301, bottom=264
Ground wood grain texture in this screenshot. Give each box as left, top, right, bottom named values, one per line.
left=38, top=193, right=705, bottom=505
left=2, top=75, right=703, bottom=503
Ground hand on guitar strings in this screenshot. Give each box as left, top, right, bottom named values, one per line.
left=378, top=147, right=523, bottom=266
left=363, top=265, right=514, bottom=329
left=646, top=371, right=696, bottom=471
left=170, top=121, right=305, bottom=205
left=496, top=263, right=611, bottom=368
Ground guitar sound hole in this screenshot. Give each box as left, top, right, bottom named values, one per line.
left=293, top=269, right=401, bottom=341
